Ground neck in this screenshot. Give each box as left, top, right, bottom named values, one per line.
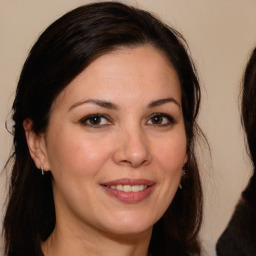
left=41, top=220, right=152, bottom=256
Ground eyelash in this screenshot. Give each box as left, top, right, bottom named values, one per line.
left=147, top=113, right=176, bottom=127
left=79, top=114, right=111, bottom=128
left=79, top=113, right=176, bottom=128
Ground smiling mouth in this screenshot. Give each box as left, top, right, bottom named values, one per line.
left=106, top=184, right=148, bottom=192
left=101, top=179, right=155, bottom=203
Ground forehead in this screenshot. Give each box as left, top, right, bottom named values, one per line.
left=51, top=45, right=181, bottom=110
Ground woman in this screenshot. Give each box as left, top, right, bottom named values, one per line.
left=216, top=48, right=256, bottom=255
left=3, top=2, right=203, bottom=256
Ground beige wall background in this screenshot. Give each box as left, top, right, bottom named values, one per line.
left=1, top=0, right=256, bottom=255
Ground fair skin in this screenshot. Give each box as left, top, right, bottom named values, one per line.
left=24, top=45, right=187, bottom=256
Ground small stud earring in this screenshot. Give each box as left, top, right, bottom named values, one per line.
left=40, top=166, right=44, bottom=175
left=182, top=165, right=186, bottom=176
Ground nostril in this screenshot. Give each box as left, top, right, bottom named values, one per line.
left=141, top=160, right=149, bottom=165
left=120, top=160, right=132, bottom=165
left=119, top=158, right=150, bottom=168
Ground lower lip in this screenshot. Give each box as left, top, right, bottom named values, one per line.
left=102, top=185, right=155, bottom=203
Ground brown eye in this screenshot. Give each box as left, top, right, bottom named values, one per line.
left=89, top=116, right=102, bottom=125
left=80, top=114, right=110, bottom=127
left=151, top=115, right=163, bottom=124
left=147, top=113, right=176, bottom=126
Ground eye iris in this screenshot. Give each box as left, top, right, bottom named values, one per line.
left=90, top=116, right=101, bottom=125
left=152, top=115, right=163, bottom=124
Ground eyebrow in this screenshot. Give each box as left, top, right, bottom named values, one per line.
left=69, top=99, right=119, bottom=111
left=147, top=98, right=181, bottom=108
left=69, top=97, right=180, bottom=111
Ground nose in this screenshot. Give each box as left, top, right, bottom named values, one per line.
left=112, top=127, right=152, bottom=168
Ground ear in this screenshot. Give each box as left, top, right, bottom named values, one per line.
left=23, top=119, right=50, bottom=171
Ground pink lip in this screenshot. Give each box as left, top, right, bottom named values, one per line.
left=101, top=179, right=155, bottom=204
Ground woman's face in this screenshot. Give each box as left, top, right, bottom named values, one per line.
left=40, top=45, right=187, bottom=237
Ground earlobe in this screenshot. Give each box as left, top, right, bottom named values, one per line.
left=23, top=119, right=50, bottom=171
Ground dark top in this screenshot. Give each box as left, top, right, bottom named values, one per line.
left=216, top=174, right=256, bottom=255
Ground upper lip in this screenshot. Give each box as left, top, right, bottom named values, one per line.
left=101, top=178, right=155, bottom=186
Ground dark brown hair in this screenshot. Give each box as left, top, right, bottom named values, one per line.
left=216, top=47, right=256, bottom=256
left=241, top=47, right=256, bottom=166
left=4, top=2, right=203, bottom=255
left=241, top=47, right=256, bottom=204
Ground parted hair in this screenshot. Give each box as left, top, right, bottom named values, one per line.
left=4, top=2, right=203, bottom=255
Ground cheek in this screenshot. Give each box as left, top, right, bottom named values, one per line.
left=46, top=128, right=112, bottom=177
left=154, top=130, right=187, bottom=172
left=150, top=132, right=186, bottom=220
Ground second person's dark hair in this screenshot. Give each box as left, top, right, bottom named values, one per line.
left=242, top=48, right=256, bottom=166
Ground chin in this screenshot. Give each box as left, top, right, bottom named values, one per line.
left=102, top=213, right=156, bottom=237
left=105, top=226, right=153, bottom=241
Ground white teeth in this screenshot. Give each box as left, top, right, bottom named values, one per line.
left=107, top=184, right=147, bottom=192
left=139, top=185, right=146, bottom=191
left=116, top=185, right=123, bottom=191
left=123, top=185, right=131, bottom=192
left=132, top=185, right=140, bottom=192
